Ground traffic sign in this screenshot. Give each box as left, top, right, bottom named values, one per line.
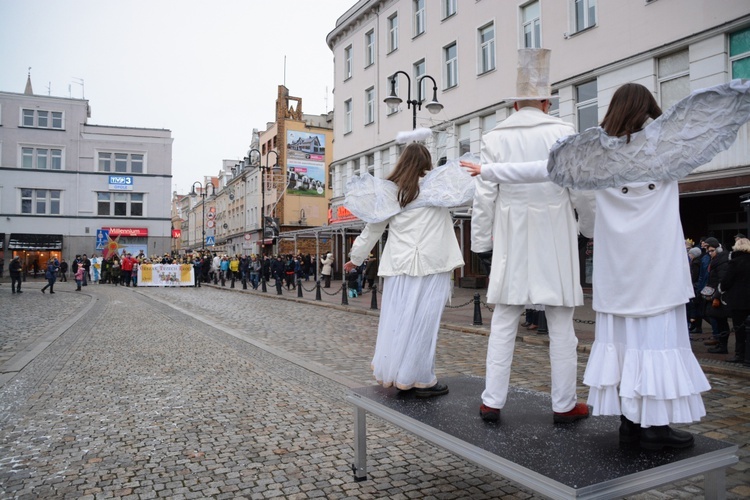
left=206, top=235, right=215, bottom=246
left=96, top=241, right=105, bottom=250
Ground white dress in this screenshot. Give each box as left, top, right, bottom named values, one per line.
left=546, top=80, right=750, bottom=426
left=345, top=157, right=474, bottom=389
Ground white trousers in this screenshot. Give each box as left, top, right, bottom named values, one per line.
left=482, top=304, right=579, bottom=413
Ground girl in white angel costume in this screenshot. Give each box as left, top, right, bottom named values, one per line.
left=344, top=129, right=475, bottom=397
left=462, top=79, right=750, bottom=449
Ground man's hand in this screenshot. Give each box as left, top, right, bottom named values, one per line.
left=343, top=261, right=356, bottom=273
left=460, top=160, right=482, bottom=177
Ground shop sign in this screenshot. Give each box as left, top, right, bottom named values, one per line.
left=104, top=227, right=149, bottom=237
left=109, top=175, right=134, bottom=191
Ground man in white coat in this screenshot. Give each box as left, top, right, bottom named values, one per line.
left=472, top=49, right=594, bottom=423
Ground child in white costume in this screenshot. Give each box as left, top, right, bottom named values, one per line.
left=462, top=79, right=750, bottom=449
left=344, top=131, right=475, bottom=397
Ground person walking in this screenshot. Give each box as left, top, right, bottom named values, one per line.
left=720, top=237, right=750, bottom=365
left=344, top=134, right=474, bottom=398
left=9, top=256, right=22, bottom=293
left=59, top=258, right=69, bottom=282
left=703, top=238, right=731, bottom=354
left=41, top=259, right=58, bottom=294
left=467, top=49, right=595, bottom=423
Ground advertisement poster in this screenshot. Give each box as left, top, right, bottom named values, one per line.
left=286, top=131, right=326, bottom=197
left=138, top=264, right=194, bottom=286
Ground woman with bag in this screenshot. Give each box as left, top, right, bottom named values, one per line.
left=703, top=238, right=730, bottom=354
left=719, top=238, right=750, bottom=365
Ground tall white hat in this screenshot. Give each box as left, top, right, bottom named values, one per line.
left=506, top=48, right=556, bottom=101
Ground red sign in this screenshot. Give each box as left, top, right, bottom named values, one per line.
left=172, top=229, right=182, bottom=239
left=329, top=206, right=359, bottom=224
left=104, top=227, right=149, bottom=237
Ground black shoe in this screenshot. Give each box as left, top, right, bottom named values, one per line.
left=640, top=425, right=694, bottom=451
left=619, top=415, right=641, bottom=444
left=49, top=291, right=55, bottom=294
left=707, top=345, right=728, bottom=354
left=480, top=404, right=501, bottom=422
left=41, top=288, right=45, bottom=293
left=415, top=382, right=449, bottom=399
left=17, top=290, right=23, bottom=293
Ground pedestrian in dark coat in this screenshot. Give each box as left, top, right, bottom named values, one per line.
left=41, top=259, right=58, bottom=294
left=60, top=259, right=69, bottom=282
left=719, top=238, right=750, bottom=365
left=9, top=256, right=23, bottom=293
left=704, top=238, right=730, bottom=353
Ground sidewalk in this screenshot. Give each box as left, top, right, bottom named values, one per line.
left=211, top=276, right=749, bottom=379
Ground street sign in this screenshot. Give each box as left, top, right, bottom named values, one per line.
left=206, top=236, right=215, bottom=246
left=96, top=241, right=105, bottom=250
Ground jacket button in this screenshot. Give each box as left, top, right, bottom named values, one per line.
left=621, top=187, right=628, bottom=194
left=648, top=184, right=655, bottom=190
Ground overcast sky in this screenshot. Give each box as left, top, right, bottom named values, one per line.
left=0, top=0, right=355, bottom=194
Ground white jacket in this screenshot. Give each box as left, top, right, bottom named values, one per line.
left=472, top=107, right=594, bottom=306
left=350, top=205, right=463, bottom=277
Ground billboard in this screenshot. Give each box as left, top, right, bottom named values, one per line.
left=286, top=131, right=326, bottom=197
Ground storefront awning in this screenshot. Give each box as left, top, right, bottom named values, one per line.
left=9, top=233, right=63, bottom=250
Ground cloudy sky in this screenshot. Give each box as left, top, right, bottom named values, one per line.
left=0, top=0, right=356, bottom=193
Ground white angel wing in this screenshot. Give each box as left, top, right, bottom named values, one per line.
left=344, top=153, right=478, bottom=223
left=548, top=79, right=750, bottom=189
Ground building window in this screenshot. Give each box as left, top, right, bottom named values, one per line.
left=98, top=152, right=145, bottom=173
left=548, top=92, right=560, bottom=117
left=658, top=50, right=690, bottom=110
left=97, top=192, right=144, bottom=217
left=365, top=30, right=375, bottom=67
left=443, top=0, right=457, bottom=19
left=344, top=99, right=353, bottom=133
left=522, top=1, right=541, bottom=48
left=414, top=59, right=426, bottom=100
left=414, top=0, right=425, bottom=37
left=21, top=147, right=63, bottom=169
left=730, top=26, right=750, bottom=79
left=576, top=80, right=598, bottom=131
left=478, top=23, right=496, bottom=74
left=365, top=87, right=375, bottom=125
left=20, top=109, right=64, bottom=129
left=388, top=13, right=399, bottom=52
left=444, top=42, right=458, bottom=89
left=20, top=188, right=61, bottom=215
left=344, top=45, right=353, bottom=79
left=573, top=0, right=596, bottom=33
left=457, top=122, right=470, bottom=155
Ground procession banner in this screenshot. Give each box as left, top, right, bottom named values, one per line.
left=137, top=264, right=194, bottom=286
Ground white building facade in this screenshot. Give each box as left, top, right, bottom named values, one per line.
left=0, top=85, right=173, bottom=271
left=327, top=0, right=750, bottom=280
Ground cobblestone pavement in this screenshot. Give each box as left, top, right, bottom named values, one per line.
left=0, top=282, right=748, bottom=499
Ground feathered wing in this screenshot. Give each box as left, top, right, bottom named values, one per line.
left=344, top=153, right=478, bottom=223
left=548, top=79, right=750, bottom=190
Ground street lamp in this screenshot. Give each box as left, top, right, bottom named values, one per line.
left=384, top=70, right=443, bottom=130
left=245, top=148, right=281, bottom=292
left=189, top=180, right=217, bottom=254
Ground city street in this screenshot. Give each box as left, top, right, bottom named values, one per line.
left=1, top=282, right=748, bottom=499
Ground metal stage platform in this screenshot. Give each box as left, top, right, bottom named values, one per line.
left=348, top=376, right=737, bottom=499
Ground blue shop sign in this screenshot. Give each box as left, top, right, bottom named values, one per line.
left=109, top=175, right=134, bottom=191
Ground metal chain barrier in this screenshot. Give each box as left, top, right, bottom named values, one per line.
left=445, top=298, right=475, bottom=309
left=320, top=283, right=345, bottom=296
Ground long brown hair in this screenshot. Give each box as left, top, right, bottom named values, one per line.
left=600, top=83, right=662, bottom=143
left=387, top=143, right=433, bottom=207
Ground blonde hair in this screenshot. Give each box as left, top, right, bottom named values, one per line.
left=732, top=238, right=750, bottom=253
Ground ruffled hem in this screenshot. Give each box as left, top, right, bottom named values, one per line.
left=584, top=341, right=710, bottom=426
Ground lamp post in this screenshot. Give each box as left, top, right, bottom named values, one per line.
left=383, top=71, right=443, bottom=130
left=189, top=181, right=216, bottom=254
left=245, top=148, right=281, bottom=292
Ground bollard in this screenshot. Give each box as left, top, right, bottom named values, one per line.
left=473, top=293, right=483, bottom=326
left=275, top=278, right=283, bottom=295
left=341, top=283, right=349, bottom=305
left=536, top=311, right=549, bottom=335
left=370, top=284, right=378, bottom=310
left=297, top=278, right=303, bottom=298
left=315, top=280, right=322, bottom=301
left=261, top=276, right=267, bottom=293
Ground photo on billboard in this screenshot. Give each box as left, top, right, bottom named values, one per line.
left=286, top=131, right=326, bottom=197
